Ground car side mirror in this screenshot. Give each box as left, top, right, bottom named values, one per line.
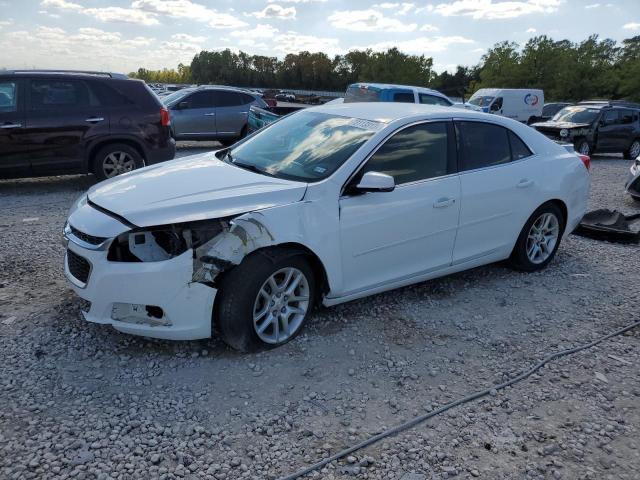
left=176, top=101, right=189, bottom=110
left=354, top=171, right=395, bottom=193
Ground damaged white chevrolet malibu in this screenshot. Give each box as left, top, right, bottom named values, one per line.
left=63, top=103, right=590, bottom=351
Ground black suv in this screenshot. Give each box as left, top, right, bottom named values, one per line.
left=0, top=70, right=175, bottom=180
left=532, top=101, right=640, bottom=158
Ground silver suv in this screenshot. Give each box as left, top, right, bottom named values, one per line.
left=162, top=86, right=267, bottom=145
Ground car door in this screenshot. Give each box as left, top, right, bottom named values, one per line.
left=596, top=109, right=620, bottom=152
left=170, top=90, right=216, bottom=138
left=212, top=90, right=247, bottom=136
left=25, top=77, right=110, bottom=175
left=0, top=78, right=31, bottom=178
left=617, top=109, right=637, bottom=152
left=452, top=121, right=540, bottom=265
left=339, top=121, right=460, bottom=294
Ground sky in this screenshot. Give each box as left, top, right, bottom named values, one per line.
left=0, top=0, right=639, bottom=74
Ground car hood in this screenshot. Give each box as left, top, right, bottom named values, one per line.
left=87, top=152, right=307, bottom=228
left=532, top=121, right=591, bottom=129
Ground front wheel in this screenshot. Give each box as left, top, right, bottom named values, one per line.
left=216, top=249, right=316, bottom=352
left=509, top=204, right=565, bottom=272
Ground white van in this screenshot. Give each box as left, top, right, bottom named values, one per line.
left=467, top=88, right=544, bottom=124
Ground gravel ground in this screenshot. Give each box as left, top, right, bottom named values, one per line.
left=1, top=147, right=639, bottom=480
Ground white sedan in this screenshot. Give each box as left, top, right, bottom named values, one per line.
left=63, top=103, right=590, bottom=351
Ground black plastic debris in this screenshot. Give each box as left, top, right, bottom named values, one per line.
left=574, top=209, right=640, bottom=243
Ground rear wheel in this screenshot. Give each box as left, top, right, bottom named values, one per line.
left=216, top=249, right=316, bottom=352
left=93, top=143, right=144, bottom=181
left=624, top=139, right=640, bottom=160
left=509, top=203, right=565, bottom=272
left=575, top=139, right=591, bottom=156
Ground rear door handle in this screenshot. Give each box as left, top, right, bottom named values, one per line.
left=433, top=197, right=455, bottom=208
left=85, top=117, right=104, bottom=123
left=517, top=179, right=534, bottom=188
left=204, top=113, right=216, bottom=116
left=0, top=123, right=22, bottom=129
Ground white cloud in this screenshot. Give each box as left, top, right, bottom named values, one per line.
left=273, top=32, right=342, bottom=55
left=172, top=33, right=206, bottom=43
left=328, top=9, right=417, bottom=32
left=249, top=4, right=296, bottom=20
left=230, top=24, right=279, bottom=38
left=526, top=27, right=536, bottom=32
left=420, top=24, right=439, bottom=32
left=0, top=19, right=13, bottom=28
left=351, top=35, right=474, bottom=54
left=132, top=0, right=248, bottom=28
left=42, top=0, right=160, bottom=26
left=374, top=2, right=415, bottom=15
left=623, top=22, right=640, bottom=30
left=268, top=0, right=326, bottom=2
left=584, top=3, right=600, bottom=8
left=434, top=0, right=562, bottom=20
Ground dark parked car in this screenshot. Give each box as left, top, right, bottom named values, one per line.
left=532, top=101, right=640, bottom=158
left=161, top=86, right=267, bottom=145
left=0, top=70, right=175, bottom=180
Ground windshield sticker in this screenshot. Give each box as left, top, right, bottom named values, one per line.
left=348, top=118, right=383, bottom=131
left=313, top=166, right=327, bottom=174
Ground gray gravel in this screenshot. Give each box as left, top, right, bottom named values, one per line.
left=1, top=149, right=639, bottom=480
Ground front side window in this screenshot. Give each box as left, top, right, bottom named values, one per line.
left=0, top=80, right=18, bottom=113
left=29, top=79, right=89, bottom=110
left=361, top=122, right=449, bottom=184
left=393, top=92, right=414, bottom=103
left=227, top=111, right=379, bottom=182
left=184, top=91, right=214, bottom=109
left=490, top=97, right=503, bottom=111
left=602, top=110, right=619, bottom=125
left=456, top=121, right=511, bottom=171
left=344, top=85, right=380, bottom=103
left=419, top=94, right=452, bottom=106
left=468, top=95, right=494, bottom=107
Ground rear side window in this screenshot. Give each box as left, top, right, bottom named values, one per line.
left=456, top=121, right=511, bottom=171
left=29, top=79, right=89, bottom=110
left=184, top=91, right=213, bottom=109
left=0, top=80, right=18, bottom=113
left=362, top=122, right=449, bottom=184
left=214, top=91, right=243, bottom=107
left=239, top=93, right=255, bottom=105
left=509, top=131, right=532, bottom=160
left=89, top=81, right=132, bottom=107
left=393, top=92, right=414, bottom=103
left=620, top=110, right=634, bottom=125
left=419, top=93, right=451, bottom=106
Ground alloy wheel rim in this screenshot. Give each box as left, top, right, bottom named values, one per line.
left=253, top=267, right=310, bottom=344
left=103, top=152, right=135, bottom=178
left=526, top=212, right=560, bottom=264
left=631, top=141, right=640, bottom=159
left=579, top=142, right=590, bottom=155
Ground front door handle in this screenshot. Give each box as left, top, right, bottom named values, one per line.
left=204, top=113, right=216, bottom=116
left=0, top=123, right=22, bottom=129
left=517, top=179, right=534, bottom=188
left=433, top=197, right=455, bottom=208
left=85, top=117, right=104, bottom=123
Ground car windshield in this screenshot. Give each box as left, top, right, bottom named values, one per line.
left=468, top=95, right=494, bottom=107
left=227, top=111, right=380, bottom=182
left=552, top=106, right=600, bottom=123
left=344, top=86, right=381, bottom=103
left=162, top=90, right=191, bottom=106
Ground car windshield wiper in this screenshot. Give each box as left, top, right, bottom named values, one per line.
left=231, top=160, right=277, bottom=178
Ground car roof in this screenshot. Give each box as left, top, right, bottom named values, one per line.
left=349, top=82, right=448, bottom=97
left=310, top=102, right=499, bottom=124
left=1, top=69, right=128, bottom=80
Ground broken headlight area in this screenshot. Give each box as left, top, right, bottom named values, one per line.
left=107, top=219, right=227, bottom=262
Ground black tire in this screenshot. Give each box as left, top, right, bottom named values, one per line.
left=575, top=139, right=591, bottom=156
left=509, top=203, right=565, bottom=272
left=216, top=248, right=316, bottom=352
left=93, top=143, right=144, bottom=181
left=624, top=139, right=640, bottom=160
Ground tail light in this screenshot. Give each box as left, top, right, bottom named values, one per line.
left=160, top=107, right=170, bottom=127
left=578, top=154, right=590, bottom=171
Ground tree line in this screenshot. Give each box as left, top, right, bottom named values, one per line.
left=130, top=35, right=640, bottom=102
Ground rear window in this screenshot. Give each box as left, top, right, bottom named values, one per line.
left=419, top=93, right=452, bottom=106
left=89, top=81, right=132, bottom=107
left=344, top=86, right=380, bottom=103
